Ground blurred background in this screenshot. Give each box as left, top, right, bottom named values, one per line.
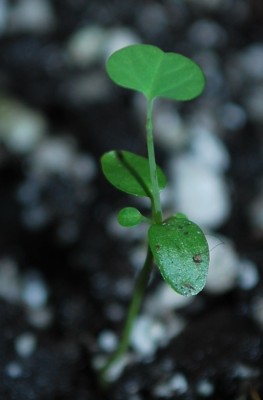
left=0, top=1, right=263, bottom=399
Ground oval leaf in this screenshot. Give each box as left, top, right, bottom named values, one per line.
left=106, top=44, right=205, bottom=101
left=101, top=150, right=166, bottom=197
left=118, top=207, right=143, bottom=227
left=148, top=215, right=209, bottom=296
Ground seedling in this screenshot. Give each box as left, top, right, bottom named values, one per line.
left=99, top=44, right=209, bottom=383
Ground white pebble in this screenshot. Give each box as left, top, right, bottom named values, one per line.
left=131, top=315, right=165, bottom=356
left=67, top=25, right=106, bottom=67
left=31, top=136, right=76, bottom=176
left=15, top=333, right=37, bottom=357
left=154, top=373, right=188, bottom=397
left=93, top=354, right=129, bottom=382
left=0, top=96, right=46, bottom=154
left=239, top=44, right=263, bottom=80
left=154, top=105, right=188, bottom=150
left=169, top=373, right=188, bottom=394
left=188, top=20, right=227, bottom=48
left=145, top=283, right=193, bottom=314
left=5, top=362, right=23, bottom=378
left=189, top=126, right=230, bottom=172
left=97, top=330, right=118, bottom=353
left=169, top=154, right=230, bottom=229
left=238, top=259, right=259, bottom=290
left=205, top=236, right=239, bottom=294
left=72, top=154, right=96, bottom=182
left=22, top=273, right=48, bottom=309
left=220, top=103, right=247, bottom=131
left=196, top=379, right=214, bottom=397
left=27, top=307, right=53, bottom=328
left=233, top=363, right=260, bottom=378
left=7, top=0, right=55, bottom=33
left=103, top=28, right=141, bottom=59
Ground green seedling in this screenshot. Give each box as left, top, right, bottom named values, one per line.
left=100, top=44, right=209, bottom=383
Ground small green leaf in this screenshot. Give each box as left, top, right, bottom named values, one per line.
left=106, top=44, right=205, bottom=101
left=118, top=207, right=143, bottom=227
left=148, top=215, right=209, bottom=296
left=101, top=150, right=166, bottom=198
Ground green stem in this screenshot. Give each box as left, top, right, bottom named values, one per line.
left=146, top=99, right=162, bottom=224
left=99, top=247, right=153, bottom=385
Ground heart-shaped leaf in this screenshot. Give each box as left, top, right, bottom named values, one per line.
left=106, top=44, right=205, bottom=101
left=101, top=150, right=166, bottom=198
left=148, top=214, right=209, bottom=296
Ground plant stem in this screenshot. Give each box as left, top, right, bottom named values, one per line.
left=146, top=99, right=162, bottom=224
left=99, top=247, right=153, bottom=385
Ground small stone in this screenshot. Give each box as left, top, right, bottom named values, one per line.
left=188, top=20, right=227, bottom=48
left=169, top=154, right=230, bottom=228
left=103, top=28, right=141, bottom=59
left=154, top=373, right=188, bottom=397
left=169, top=373, right=188, bottom=394
left=15, top=333, right=37, bottom=357
left=205, top=236, right=239, bottom=294
left=233, top=363, right=260, bottom=378
left=239, top=44, right=263, bottom=81
left=72, top=154, right=96, bottom=182
left=22, top=273, right=48, bottom=309
left=97, top=330, right=118, bottom=353
left=154, top=104, right=187, bottom=150
left=8, top=0, right=55, bottom=34
left=67, top=25, right=106, bottom=67
left=5, top=362, right=23, bottom=379
left=27, top=307, right=53, bottom=328
left=145, top=283, right=193, bottom=314
left=189, top=126, right=230, bottom=172
left=219, top=103, right=247, bottom=131
left=131, top=315, right=165, bottom=356
left=196, top=379, right=214, bottom=397
left=0, top=96, right=46, bottom=154
left=238, top=259, right=259, bottom=290
left=31, top=137, right=77, bottom=176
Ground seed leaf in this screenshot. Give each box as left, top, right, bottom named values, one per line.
left=106, top=44, right=205, bottom=101
left=148, top=214, right=209, bottom=296
left=101, top=150, right=166, bottom=198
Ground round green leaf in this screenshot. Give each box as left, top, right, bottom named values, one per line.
left=118, top=207, right=143, bottom=227
left=101, top=150, right=166, bottom=198
left=106, top=44, right=205, bottom=101
left=148, top=215, right=209, bottom=296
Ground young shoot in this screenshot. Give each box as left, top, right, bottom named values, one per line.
left=100, top=44, right=208, bottom=385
